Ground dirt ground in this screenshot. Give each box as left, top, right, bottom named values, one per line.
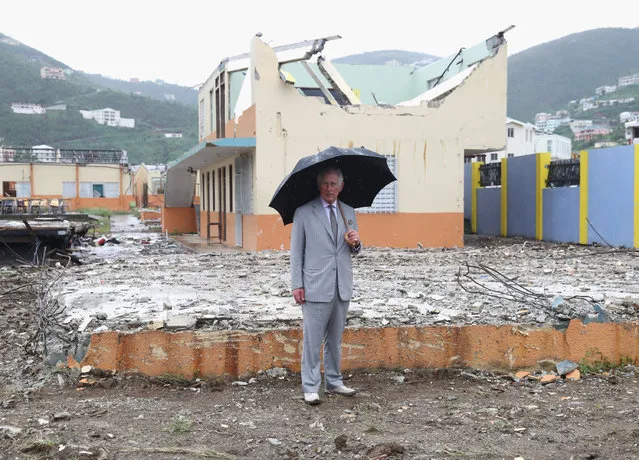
left=2, top=216, right=639, bottom=459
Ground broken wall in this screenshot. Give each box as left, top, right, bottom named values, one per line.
left=249, top=36, right=508, bottom=250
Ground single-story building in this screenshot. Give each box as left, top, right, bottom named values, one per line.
left=163, top=29, right=510, bottom=250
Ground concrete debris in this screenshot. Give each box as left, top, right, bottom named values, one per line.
left=165, top=314, right=197, bottom=330
left=266, top=367, right=287, bottom=379
left=566, top=369, right=581, bottom=380
left=0, top=425, right=23, bottom=437
left=81, top=365, right=93, bottom=374
left=267, top=438, right=282, bottom=446
left=540, top=374, right=558, bottom=384
left=556, top=360, right=579, bottom=376
left=39, top=218, right=639, bottom=335
left=52, top=411, right=72, bottom=421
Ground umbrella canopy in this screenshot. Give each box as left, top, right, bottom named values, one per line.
left=269, top=146, right=397, bottom=225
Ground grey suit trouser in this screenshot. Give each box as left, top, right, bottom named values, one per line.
left=301, top=291, right=349, bottom=393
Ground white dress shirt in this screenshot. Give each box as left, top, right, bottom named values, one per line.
left=319, top=196, right=338, bottom=225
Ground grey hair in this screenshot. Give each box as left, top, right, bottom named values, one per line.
left=316, top=167, right=344, bottom=187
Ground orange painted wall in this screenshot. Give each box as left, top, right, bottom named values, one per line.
left=236, top=212, right=461, bottom=251
left=356, top=212, right=463, bottom=248
left=77, top=320, right=639, bottom=379
left=140, top=210, right=161, bottom=221
left=162, top=207, right=197, bottom=233
left=242, top=214, right=291, bottom=251
left=203, top=105, right=256, bottom=142
left=197, top=211, right=236, bottom=244
left=145, top=194, right=165, bottom=207
left=188, top=212, right=460, bottom=251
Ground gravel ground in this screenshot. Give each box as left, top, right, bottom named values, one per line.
left=2, top=215, right=639, bottom=459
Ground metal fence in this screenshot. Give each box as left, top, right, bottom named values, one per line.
left=479, top=162, right=501, bottom=186
left=546, top=159, right=580, bottom=187
left=0, top=147, right=128, bottom=165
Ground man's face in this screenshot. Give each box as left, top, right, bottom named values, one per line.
left=318, top=171, right=343, bottom=204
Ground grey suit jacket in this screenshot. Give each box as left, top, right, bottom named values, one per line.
left=290, top=197, right=361, bottom=302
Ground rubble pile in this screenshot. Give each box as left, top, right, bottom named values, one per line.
left=54, top=216, right=639, bottom=334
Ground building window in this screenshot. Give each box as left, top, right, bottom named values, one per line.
left=2, top=181, right=16, bottom=197
left=229, top=165, right=233, bottom=213
left=507, top=153, right=514, bottom=158
left=199, top=99, right=205, bottom=139
left=62, top=182, right=76, bottom=198
left=205, top=171, right=210, bottom=212
left=358, top=156, right=397, bottom=213
left=490, top=153, right=498, bottom=161
left=79, top=182, right=119, bottom=198
left=92, top=184, right=104, bottom=198
left=507, top=127, right=514, bottom=138
left=214, top=72, right=226, bottom=138
left=547, top=140, right=552, bottom=152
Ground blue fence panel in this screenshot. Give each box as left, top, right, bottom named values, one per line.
left=588, top=146, right=634, bottom=247
left=543, top=187, right=579, bottom=243
left=507, top=155, right=536, bottom=238
left=476, top=187, right=501, bottom=235
left=463, top=163, right=471, bottom=220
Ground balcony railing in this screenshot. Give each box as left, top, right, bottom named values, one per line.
left=0, top=147, right=128, bottom=165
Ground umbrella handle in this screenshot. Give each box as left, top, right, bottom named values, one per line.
left=337, top=201, right=357, bottom=246
left=336, top=201, right=350, bottom=231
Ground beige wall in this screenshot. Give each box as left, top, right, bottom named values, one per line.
left=33, top=164, right=75, bottom=195
left=79, top=165, right=121, bottom=183
left=0, top=163, right=131, bottom=196
left=249, top=37, right=507, bottom=216
left=0, top=164, right=31, bottom=183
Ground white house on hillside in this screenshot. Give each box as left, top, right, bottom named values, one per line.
left=484, top=117, right=535, bottom=163
left=534, top=133, right=572, bottom=159
left=79, top=108, right=135, bottom=128
left=11, top=103, right=45, bottom=114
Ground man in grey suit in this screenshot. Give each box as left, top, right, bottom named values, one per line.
left=290, top=166, right=362, bottom=405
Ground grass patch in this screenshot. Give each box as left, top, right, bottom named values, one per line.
left=169, top=415, right=193, bottom=434
left=78, top=207, right=113, bottom=218
left=578, top=348, right=634, bottom=374
left=77, top=207, right=112, bottom=234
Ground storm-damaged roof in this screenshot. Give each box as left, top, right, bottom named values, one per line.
left=221, top=27, right=513, bottom=116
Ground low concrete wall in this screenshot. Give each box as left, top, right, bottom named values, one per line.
left=162, top=207, right=197, bottom=234
left=72, top=320, right=639, bottom=379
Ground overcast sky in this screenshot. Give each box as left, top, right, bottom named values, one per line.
left=1, top=0, right=636, bottom=87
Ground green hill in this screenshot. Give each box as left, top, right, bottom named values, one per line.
left=508, top=27, right=639, bottom=122
left=333, top=50, right=439, bottom=66
left=0, top=33, right=198, bottom=164
left=82, top=72, right=198, bottom=107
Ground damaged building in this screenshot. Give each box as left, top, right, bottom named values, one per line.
left=163, top=31, right=509, bottom=250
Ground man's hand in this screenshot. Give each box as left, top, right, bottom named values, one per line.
left=346, top=230, right=360, bottom=247
left=293, top=288, right=305, bottom=304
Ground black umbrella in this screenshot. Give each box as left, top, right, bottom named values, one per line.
left=269, top=146, right=397, bottom=225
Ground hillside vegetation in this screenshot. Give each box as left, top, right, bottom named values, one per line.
left=0, top=33, right=198, bottom=164
left=3, top=27, right=639, bottom=164
left=508, top=27, right=639, bottom=121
